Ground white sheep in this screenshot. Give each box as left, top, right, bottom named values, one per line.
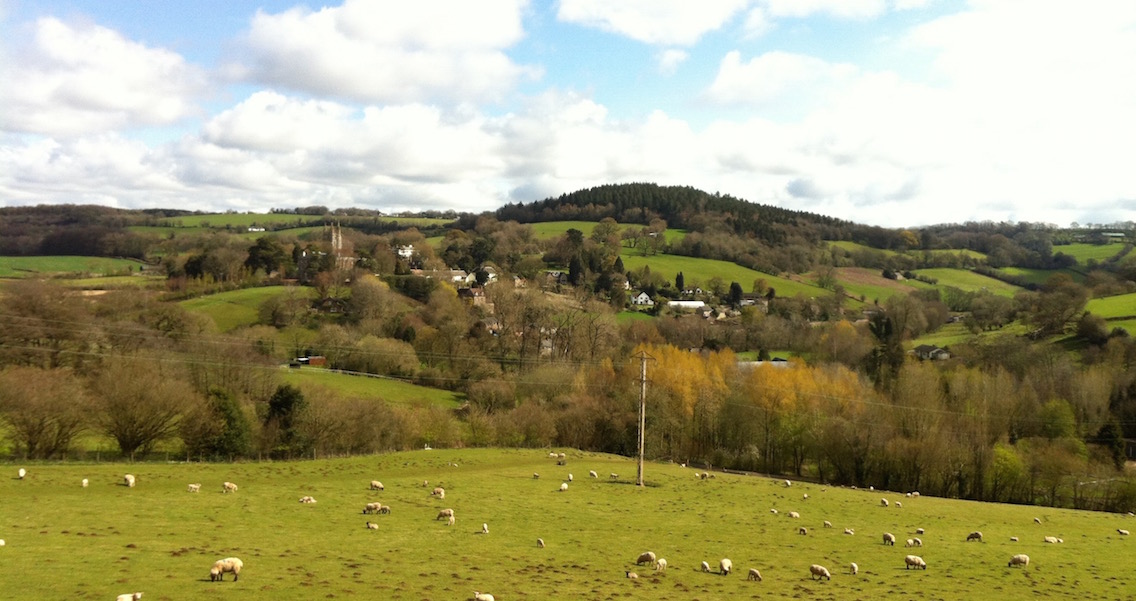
left=482, top=523, right=489, bottom=534
left=770, top=509, right=778, bottom=515
left=431, top=487, right=445, bottom=499
left=17, top=468, right=26, bottom=479
left=823, top=520, right=832, bottom=528
left=0, top=539, right=5, bottom=546
left=187, top=483, right=201, bottom=493
left=560, top=482, right=569, bottom=492
left=298, top=496, right=316, bottom=503
left=436, top=508, right=454, bottom=520
left=221, top=481, right=237, bottom=493
left=366, top=522, right=378, bottom=530
left=1008, top=554, right=1030, bottom=567
left=844, top=528, right=855, bottom=535
left=895, top=501, right=902, bottom=508
left=81, top=478, right=88, bottom=488
left=625, top=572, right=638, bottom=579
left=784, top=479, right=792, bottom=487
left=747, top=567, right=762, bottom=581
left=568, top=473, right=573, bottom=482
left=850, top=562, right=858, bottom=575
left=370, top=480, right=384, bottom=491
left=533, top=473, right=540, bottom=479
left=447, top=515, right=456, bottom=526
left=635, top=551, right=656, bottom=566
left=913, top=537, right=922, bottom=547
left=701, top=560, right=711, bottom=572
left=915, top=527, right=925, bottom=535
left=549, top=452, right=558, bottom=458
left=788, top=511, right=800, bottom=519
left=655, top=558, right=668, bottom=571
left=883, top=532, right=896, bottom=546
left=209, top=557, right=243, bottom=581
left=966, top=531, right=983, bottom=542
left=798, top=527, right=808, bottom=535
left=904, top=555, right=927, bottom=570
left=378, top=505, right=390, bottom=514
left=719, top=558, right=732, bottom=576
left=115, top=593, right=142, bottom=601
left=905, top=538, right=916, bottom=547
left=1118, top=529, right=1130, bottom=536
left=1034, top=517, right=1041, bottom=524
left=365, top=502, right=383, bottom=514
left=124, top=474, right=136, bottom=488
left=880, top=498, right=888, bottom=507
left=803, top=493, right=809, bottom=500
left=610, top=473, right=618, bottom=480
left=589, top=470, right=598, bottom=478
left=472, top=592, right=495, bottom=601
left=809, top=564, right=831, bottom=580
left=537, top=538, right=545, bottom=548
left=1010, top=536, right=1019, bottom=542
left=1043, top=536, right=1059, bottom=543
left=911, top=491, right=920, bottom=497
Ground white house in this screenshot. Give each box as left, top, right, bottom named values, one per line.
left=631, top=291, right=654, bottom=306
left=396, top=245, right=415, bottom=259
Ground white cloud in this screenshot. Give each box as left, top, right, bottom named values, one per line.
left=229, top=0, right=536, bottom=105
left=0, top=17, right=207, bottom=136
left=704, top=50, right=859, bottom=108
left=557, top=0, right=749, bottom=45
left=757, top=0, right=888, bottom=19
left=656, top=49, right=688, bottom=75
left=742, top=7, right=774, bottom=37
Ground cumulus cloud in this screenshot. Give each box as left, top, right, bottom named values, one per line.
left=704, top=50, right=858, bottom=108
left=557, top=0, right=748, bottom=45
left=757, top=0, right=888, bottom=20
left=656, top=49, right=688, bottom=75
left=0, top=17, right=207, bottom=136
left=228, top=0, right=536, bottom=105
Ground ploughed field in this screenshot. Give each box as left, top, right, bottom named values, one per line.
left=2, top=448, right=1132, bottom=600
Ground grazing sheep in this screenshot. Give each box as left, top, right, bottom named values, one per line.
left=209, top=557, right=243, bottom=581
left=17, top=468, right=26, bottom=479
left=431, top=487, right=445, bottom=499
left=788, top=511, right=800, bottom=519
left=803, top=493, right=809, bottom=500
left=809, top=564, right=831, bottom=581
left=966, top=531, right=983, bottom=542
left=370, top=480, right=384, bottom=491
left=844, top=528, right=855, bottom=535
left=377, top=504, right=391, bottom=514
left=625, top=572, right=638, bottom=579
left=699, top=472, right=709, bottom=480
left=635, top=551, right=657, bottom=566
left=1118, top=529, right=1130, bottom=536
left=913, top=537, right=923, bottom=547
left=81, top=478, right=88, bottom=488
left=747, top=568, right=762, bottom=581
left=589, top=470, right=598, bottom=478
left=549, top=452, right=558, bottom=458
left=115, top=593, right=142, bottom=601
left=537, top=538, right=545, bottom=548
left=1034, top=517, right=1041, bottom=524
left=0, top=539, right=5, bottom=546
left=558, top=452, right=566, bottom=459
left=883, top=532, right=896, bottom=546
left=447, top=515, right=455, bottom=526
left=823, top=520, right=832, bottom=528
left=124, top=474, right=136, bottom=488
left=482, top=523, right=489, bottom=534
left=1010, top=536, right=1019, bottom=542
left=785, top=479, right=792, bottom=487
left=880, top=498, right=888, bottom=507
left=473, top=592, right=495, bottom=601
left=701, top=560, right=711, bottom=573
left=906, top=538, right=916, bottom=547
left=533, top=473, right=540, bottom=479
left=895, top=501, right=903, bottom=508
left=364, top=502, right=382, bottom=514
left=366, top=522, right=378, bottom=530
left=850, top=562, right=858, bottom=575
left=187, top=483, right=201, bottom=493
left=904, top=555, right=927, bottom=570
left=568, top=473, right=573, bottom=482
left=560, top=482, right=569, bottom=492
left=298, top=496, right=316, bottom=503
left=911, top=491, right=920, bottom=497
left=1043, top=536, right=1059, bottom=543
left=655, top=558, right=668, bottom=571
left=719, top=558, right=732, bottom=576
left=610, top=473, right=618, bottom=480
left=770, top=509, right=778, bottom=515
left=423, top=480, right=428, bottom=487
left=436, top=508, right=454, bottom=520
left=1008, top=554, right=1030, bottom=567
left=906, top=492, right=912, bottom=497
left=221, top=481, right=237, bottom=493
left=798, top=527, right=808, bottom=535
left=915, top=528, right=925, bottom=535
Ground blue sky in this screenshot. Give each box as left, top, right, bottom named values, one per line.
left=2, top=0, right=1134, bottom=227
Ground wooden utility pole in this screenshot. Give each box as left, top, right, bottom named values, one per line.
left=635, top=350, right=653, bottom=487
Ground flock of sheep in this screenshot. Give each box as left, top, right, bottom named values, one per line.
left=9, top=456, right=1135, bottom=599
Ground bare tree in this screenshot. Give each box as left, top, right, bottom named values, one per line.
left=0, top=366, right=88, bottom=459
left=90, top=357, right=198, bottom=460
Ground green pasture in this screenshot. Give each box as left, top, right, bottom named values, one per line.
left=280, top=367, right=463, bottom=408
left=996, top=267, right=1083, bottom=286
left=827, top=267, right=931, bottom=304
left=1054, top=243, right=1125, bottom=264
left=620, top=253, right=826, bottom=299
left=1086, top=292, right=1136, bottom=320
left=179, top=286, right=299, bottom=332
left=828, top=240, right=898, bottom=257
left=0, top=256, right=143, bottom=278
left=913, top=269, right=1022, bottom=297
left=1107, top=319, right=1135, bottom=335
left=3, top=448, right=1133, bottom=600
left=529, top=220, right=687, bottom=244
left=56, top=275, right=166, bottom=290
left=926, top=248, right=987, bottom=260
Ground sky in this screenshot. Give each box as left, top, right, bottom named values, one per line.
left=2, top=0, right=1135, bottom=229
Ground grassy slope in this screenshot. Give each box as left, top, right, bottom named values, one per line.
left=529, top=220, right=688, bottom=244
left=620, top=252, right=827, bottom=299
left=914, top=268, right=1022, bottom=297
left=0, top=256, right=143, bottom=278
left=178, top=286, right=297, bottom=332
left=2, top=448, right=1132, bottom=600
left=1086, top=292, right=1136, bottom=320
left=996, top=267, right=1084, bottom=286
left=280, top=367, right=462, bottom=408
left=1054, top=243, right=1125, bottom=263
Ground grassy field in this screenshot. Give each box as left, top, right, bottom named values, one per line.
left=1054, top=243, right=1125, bottom=264
left=178, top=286, right=299, bottom=332
left=1107, top=319, right=1135, bottom=336
left=996, top=267, right=1084, bottom=286
left=829, top=267, right=930, bottom=303
left=0, top=256, right=144, bottom=278
left=913, top=269, right=1022, bottom=297
left=620, top=253, right=827, bottom=299
left=2, top=448, right=1133, bottom=600
left=280, top=367, right=463, bottom=408
left=1086, top=292, right=1136, bottom=320
left=528, top=221, right=687, bottom=244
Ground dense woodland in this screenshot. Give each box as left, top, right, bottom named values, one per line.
left=1, top=186, right=1136, bottom=512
